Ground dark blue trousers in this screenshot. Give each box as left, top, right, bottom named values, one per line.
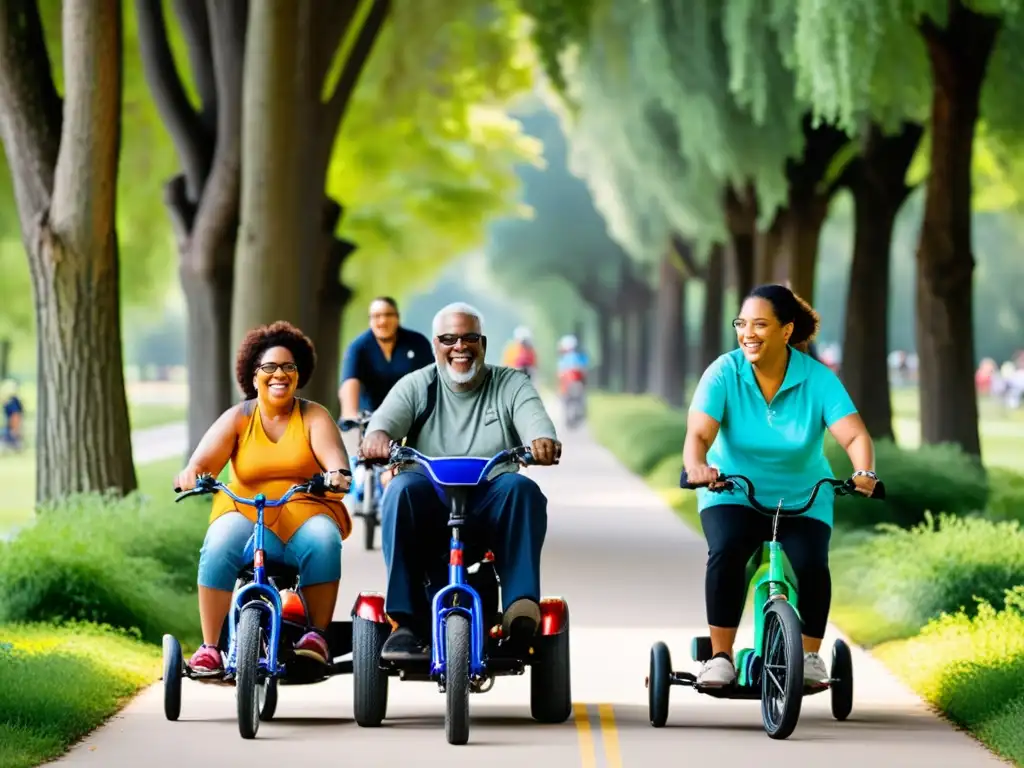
left=380, top=470, right=548, bottom=629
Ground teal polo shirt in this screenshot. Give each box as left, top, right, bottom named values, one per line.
left=689, top=347, right=858, bottom=527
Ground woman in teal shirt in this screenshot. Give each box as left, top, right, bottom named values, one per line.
left=683, top=284, right=878, bottom=687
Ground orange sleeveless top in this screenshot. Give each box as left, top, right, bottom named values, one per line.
left=208, top=399, right=352, bottom=543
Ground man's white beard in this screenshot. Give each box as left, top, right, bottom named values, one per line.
left=445, top=357, right=481, bottom=384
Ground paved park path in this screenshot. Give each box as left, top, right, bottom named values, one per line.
left=55, top=413, right=1005, bottom=767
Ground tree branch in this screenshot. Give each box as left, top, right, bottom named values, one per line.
left=171, top=0, right=218, bottom=132
left=310, top=0, right=359, bottom=93
left=187, top=0, right=247, bottom=272
left=320, top=0, right=390, bottom=156
left=50, top=0, right=123, bottom=254
left=135, top=0, right=210, bottom=197
left=0, top=0, right=63, bottom=224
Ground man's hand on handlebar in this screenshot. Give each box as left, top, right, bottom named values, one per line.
left=359, top=429, right=393, bottom=462
left=529, top=438, right=561, bottom=466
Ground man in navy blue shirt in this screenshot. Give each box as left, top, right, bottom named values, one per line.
left=337, top=296, right=433, bottom=427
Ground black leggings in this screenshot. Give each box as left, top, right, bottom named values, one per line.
left=701, top=504, right=832, bottom=639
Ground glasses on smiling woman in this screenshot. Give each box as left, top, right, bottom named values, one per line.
left=257, top=362, right=298, bottom=374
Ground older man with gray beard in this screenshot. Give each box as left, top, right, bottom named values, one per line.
left=359, top=302, right=562, bottom=661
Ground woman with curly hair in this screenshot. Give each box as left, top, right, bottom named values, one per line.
left=174, top=321, right=353, bottom=674
left=682, top=284, right=878, bottom=688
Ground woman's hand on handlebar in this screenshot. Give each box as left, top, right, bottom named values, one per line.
left=322, top=468, right=352, bottom=493
left=850, top=470, right=878, bottom=497
left=685, top=464, right=728, bottom=489
left=173, top=465, right=201, bottom=493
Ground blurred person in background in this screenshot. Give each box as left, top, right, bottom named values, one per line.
left=501, top=325, right=538, bottom=379
left=1, top=379, right=24, bottom=453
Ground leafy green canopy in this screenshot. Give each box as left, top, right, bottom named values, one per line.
left=526, top=0, right=810, bottom=264
left=330, top=2, right=543, bottom=339
left=726, top=0, right=1024, bottom=136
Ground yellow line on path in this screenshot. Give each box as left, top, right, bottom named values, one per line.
left=573, top=702, right=596, bottom=768
left=598, top=703, right=623, bottom=768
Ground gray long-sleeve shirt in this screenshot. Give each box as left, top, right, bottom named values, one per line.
left=366, top=364, right=558, bottom=479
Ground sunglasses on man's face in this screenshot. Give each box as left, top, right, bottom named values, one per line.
left=258, top=362, right=298, bottom=375
left=436, top=333, right=482, bottom=346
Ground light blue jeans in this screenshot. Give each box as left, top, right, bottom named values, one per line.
left=197, top=512, right=342, bottom=591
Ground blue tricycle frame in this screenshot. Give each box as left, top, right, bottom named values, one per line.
left=339, top=410, right=384, bottom=551
left=162, top=470, right=354, bottom=739
left=647, top=470, right=885, bottom=740
left=349, top=443, right=572, bottom=745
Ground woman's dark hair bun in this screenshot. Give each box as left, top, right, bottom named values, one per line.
left=746, top=284, right=820, bottom=347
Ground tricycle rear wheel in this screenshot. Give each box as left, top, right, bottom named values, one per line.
left=445, top=613, right=471, bottom=745
left=530, top=611, right=571, bottom=724
left=760, top=600, right=804, bottom=740
left=353, top=616, right=390, bottom=726
left=161, top=634, right=183, bottom=721
left=648, top=642, right=671, bottom=728
left=830, top=639, right=854, bottom=721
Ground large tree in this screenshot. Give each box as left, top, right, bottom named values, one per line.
left=139, top=0, right=537, bottom=448
left=744, top=0, right=1024, bottom=457
left=0, top=0, right=136, bottom=503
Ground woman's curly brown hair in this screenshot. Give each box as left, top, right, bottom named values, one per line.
left=235, top=321, right=317, bottom=400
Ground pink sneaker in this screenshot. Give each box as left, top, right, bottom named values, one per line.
left=294, top=631, right=330, bottom=664
left=188, top=644, right=223, bottom=676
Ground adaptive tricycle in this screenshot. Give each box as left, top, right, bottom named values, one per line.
left=646, top=471, right=885, bottom=740
left=339, top=410, right=384, bottom=551
left=162, top=471, right=355, bottom=739
left=349, top=443, right=572, bottom=745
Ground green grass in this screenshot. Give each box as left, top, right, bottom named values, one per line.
left=0, top=622, right=161, bottom=768
left=0, top=457, right=203, bottom=767
left=585, top=390, right=1024, bottom=766
left=0, top=395, right=187, bottom=536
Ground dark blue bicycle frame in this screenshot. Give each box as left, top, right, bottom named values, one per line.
left=205, top=483, right=306, bottom=679
left=389, top=447, right=524, bottom=680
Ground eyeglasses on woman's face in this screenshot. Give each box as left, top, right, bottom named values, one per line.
left=257, top=362, right=298, bottom=375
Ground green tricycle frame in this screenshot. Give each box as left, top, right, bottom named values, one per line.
left=646, top=471, right=886, bottom=740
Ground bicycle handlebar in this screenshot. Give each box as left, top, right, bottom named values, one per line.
left=338, top=410, right=374, bottom=433
left=173, top=469, right=352, bottom=505
left=678, top=470, right=886, bottom=516
left=360, top=441, right=544, bottom=471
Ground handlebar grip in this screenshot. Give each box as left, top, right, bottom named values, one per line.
left=679, top=469, right=726, bottom=490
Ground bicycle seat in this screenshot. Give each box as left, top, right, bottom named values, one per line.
left=237, top=561, right=299, bottom=586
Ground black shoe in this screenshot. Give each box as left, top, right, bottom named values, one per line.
left=380, top=626, right=430, bottom=662
left=502, top=598, right=540, bottom=644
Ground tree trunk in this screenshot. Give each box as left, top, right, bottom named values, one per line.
left=754, top=212, right=784, bottom=286
left=0, top=338, right=10, bottom=380
left=304, top=201, right=357, bottom=418
left=231, top=1, right=310, bottom=347
left=0, top=1, right=136, bottom=503
left=841, top=122, right=923, bottom=441
left=915, top=4, right=1000, bottom=458
left=701, top=242, right=725, bottom=369
left=648, top=252, right=686, bottom=406
left=777, top=195, right=829, bottom=301
left=723, top=183, right=757, bottom=305
left=137, top=0, right=247, bottom=454
left=595, top=307, right=611, bottom=389
left=772, top=115, right=851, bottom=301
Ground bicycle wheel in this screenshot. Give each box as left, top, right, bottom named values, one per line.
left=760, top=600, right=804, bottom=740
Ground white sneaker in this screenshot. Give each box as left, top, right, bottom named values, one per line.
left=804, top=652, right=829, bottom=685
left=696, top=655, right=737, bottom=687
